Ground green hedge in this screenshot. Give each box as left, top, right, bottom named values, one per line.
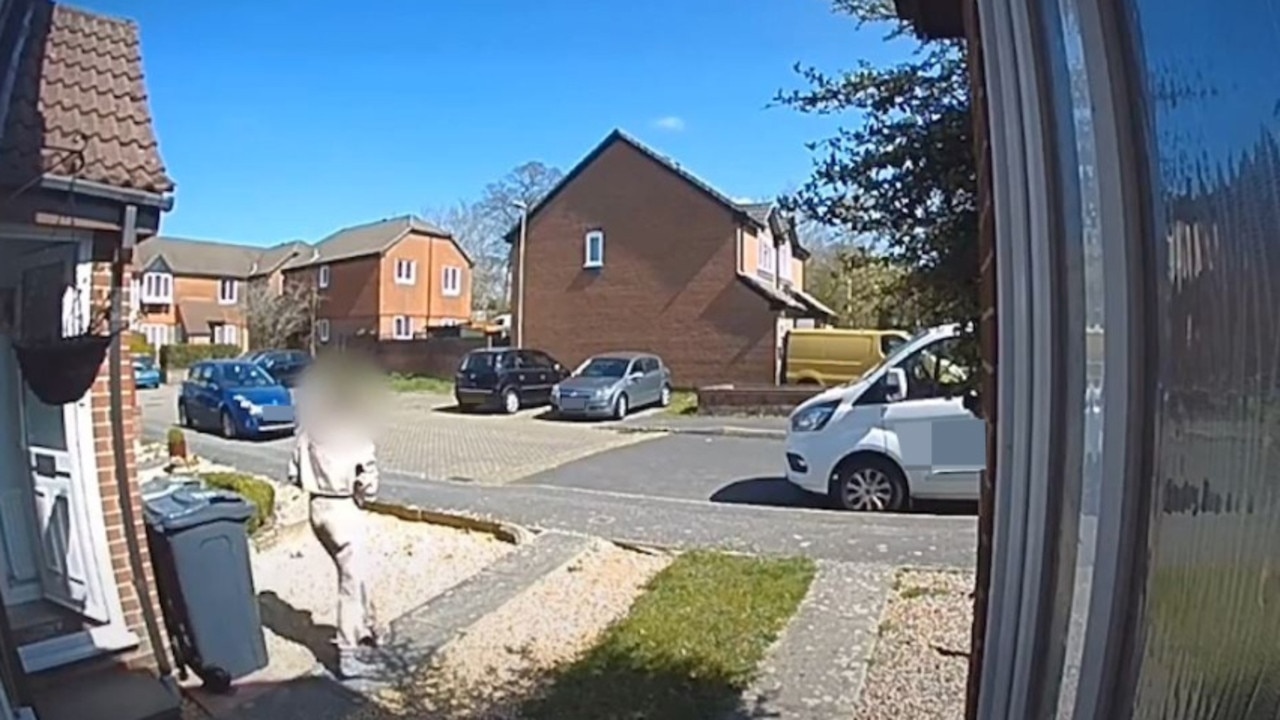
left=160, top=343, right=241, bottom=370
left=200, top=472, right=276, bottom=535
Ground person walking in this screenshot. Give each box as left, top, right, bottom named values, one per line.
left=287, top=355, right=383, bottom=680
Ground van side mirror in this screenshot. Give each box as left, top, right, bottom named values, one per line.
left=884, top=368, right=907, bottom=402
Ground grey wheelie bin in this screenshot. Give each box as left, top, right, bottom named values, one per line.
left=143, top=482, right=268, bottom=693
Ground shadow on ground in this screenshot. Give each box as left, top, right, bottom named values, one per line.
left=711, top=477, right=979, bottom=516
left=258, top=591, right=339, bottom=675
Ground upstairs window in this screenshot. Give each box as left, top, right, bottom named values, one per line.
left=442, top=266, right=462, bottom=296
left=758, top=241, right=776, bottom=279
left=394, top=258, right=416, bottom=285
left=318, top=264, right=331, bottom=289
left=140, top=272, right=173, bottom=304
left=779, top=242, right=793, bottom=283
left=218, top=278, right=238, bottom=304
left=584, top=230, right=604, bottom=268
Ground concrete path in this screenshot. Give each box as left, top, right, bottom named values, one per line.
left=613, top=414, right=788, bottom=439
left=733, top=561, right=894, bottom=719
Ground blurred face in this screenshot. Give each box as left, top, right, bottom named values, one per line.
left=294, top=353, right=388, bottom=440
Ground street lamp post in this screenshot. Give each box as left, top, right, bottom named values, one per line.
left=513, top=200, right=529, bottom=348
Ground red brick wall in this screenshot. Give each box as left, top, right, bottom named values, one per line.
left=513, top=139, right=779, bottom=389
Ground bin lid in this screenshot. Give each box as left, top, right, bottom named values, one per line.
left=143, top=485, right=254, bottom=532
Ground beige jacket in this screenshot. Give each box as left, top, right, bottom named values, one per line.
left=287, top=430, right=379, bottom=500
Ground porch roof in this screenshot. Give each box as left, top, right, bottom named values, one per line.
left=0, top=2, right=173, bottom=195
left=177, top=300, right=241, bottom=334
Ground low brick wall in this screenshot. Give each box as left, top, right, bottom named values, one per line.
left=696, top=383, right=823, bottom=416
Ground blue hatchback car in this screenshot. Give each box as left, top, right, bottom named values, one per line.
left=178, top=360, right=296, bottom=438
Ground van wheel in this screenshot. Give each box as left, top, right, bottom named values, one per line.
left=829, top=455, right=909, bottom=512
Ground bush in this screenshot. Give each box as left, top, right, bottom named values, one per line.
left=127, top=332, right=155, bottom=358
left=200, top=472, right=276, bottom=535
left=160, top=343, right=241, bottom=370
left=166, top=427, right=187, bottom=459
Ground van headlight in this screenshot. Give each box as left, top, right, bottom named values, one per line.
left=790, top=400, right=840, bottom=433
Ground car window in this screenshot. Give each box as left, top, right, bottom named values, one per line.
left=190, top=364, right=209, bottom=382
left=530, top=351, right=557, bottom=369
left=497, top=352, right=517, bottom=370
left=577, top=357, right=629, bottom=378
left=896, top=337, right=971, bottom=400
left=221, top=362, right=278, bottom=388
left=881, top=334, right=907, bottom=356
left=640, top=357, right=658, bottom=373
left=460, top=352, right=495, bottom=372
left=516, top=350, right=541, bottom=369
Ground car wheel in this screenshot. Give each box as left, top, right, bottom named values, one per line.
left=221, top=410, right=237, bottom=439
left=178, top=401, right=190, bottom=428
left=829, top=455, right=909, bottom=512
left=613, top=393, right=629, bottom=420
left=502, top=388, right=520, bottom=414
left=659, top=384, right=672, bottom=407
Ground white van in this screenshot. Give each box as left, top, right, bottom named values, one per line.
left=784, top=323, right=985, bottom=511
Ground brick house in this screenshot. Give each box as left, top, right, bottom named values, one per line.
left=0, top=2, right=182, bottom=718
left=508, top=130, right=834, bottom=389
left=131, top=237, right=309, bottom=352
left=281, top=215, right=474, bottom=346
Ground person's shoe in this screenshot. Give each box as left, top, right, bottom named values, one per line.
left=337, top=646, right=383, bottom=681
left=358, top=630, right=379, bottom=649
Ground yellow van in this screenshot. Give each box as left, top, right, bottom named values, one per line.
left=784, top=328, right=911, bottom=387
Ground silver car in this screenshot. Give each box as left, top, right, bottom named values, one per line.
left=551, top=352, right=673, bottom=419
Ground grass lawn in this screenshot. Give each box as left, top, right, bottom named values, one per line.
left=522, top=551, right=816, bottom=720
left=664, top=390, right=698, bottom=416
left=387, top=373, right=454, bottom=394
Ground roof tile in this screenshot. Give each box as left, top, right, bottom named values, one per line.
left=0, top=2, right=172, bottom=194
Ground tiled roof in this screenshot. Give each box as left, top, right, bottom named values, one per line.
left=738, top=202, right=774, bottom=226
left=135, top=236, right=308, bottom=278
left=503, top=129, right=768, bottom=243
left=178, top=299, right=240, bottom=334
left=737, top=272, right=807, bottom=313
left=284, top=215, right=468, bottom=269
left=0, top=2, right=172, bottom=193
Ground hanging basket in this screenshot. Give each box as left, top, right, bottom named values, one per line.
left=13, top=334, right=113, bottom=405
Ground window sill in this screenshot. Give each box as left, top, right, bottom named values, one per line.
left=217, top=299, right=237, bottom=306
left=442, top=290, right=461, bottom=297
left=583, top=262, right=603, bottom=270
left=394, top=279, right=416, bottom=286
left=139, top=297, right=172, bottom=305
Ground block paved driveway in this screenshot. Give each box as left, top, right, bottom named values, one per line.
left=138, top=384, right=654, bottom=484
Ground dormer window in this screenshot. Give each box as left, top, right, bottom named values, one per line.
left=757, top=241, right=776, bottom=279
left=140, top=272, right=172, bottom=304
left=584, top=230, right=604, bottom=268
left=779, top=241, right=793, bottom=284
left=218, top=278, right=238, bottom=304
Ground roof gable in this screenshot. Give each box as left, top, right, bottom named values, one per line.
left=503, top=129, right=767, bottom=243
left=135, top=236, right=309, bottom=278
left=284, top=214, right=471, bottom=269
left=0, top=2, right=173, bottom=194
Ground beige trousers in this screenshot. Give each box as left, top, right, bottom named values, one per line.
left=309, top=496, right=376, bottom=650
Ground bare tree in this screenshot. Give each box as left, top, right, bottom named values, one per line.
left=425, top=161, right=564, bottom=315
left=244, top=276, right=317, bottom=351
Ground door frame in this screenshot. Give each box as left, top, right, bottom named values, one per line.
left=0, top=225, right=139, bottom=672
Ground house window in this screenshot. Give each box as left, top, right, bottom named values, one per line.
left=213, top=323, right=239, bottom=346
left=316, top=319, right=330, bottom=343
left=779, top=242, right=793, bottom=283
left=140, top=323, right=173, bottom=349
left=218, top=278, right=238, bottom=304
left=318, top=265, right=331, bottom=289
left=584, top=230, right=604, bottom=268
left=395, top=259, right=416, bottom=285
left=758, top=241, right=776, bottom=279
left=140, top=272, right=172, bottom=304
left=392, top=315, right=413, bottom=340
left=441, top=266, right=462, bottom=297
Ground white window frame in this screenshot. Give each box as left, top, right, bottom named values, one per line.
left=757, top=241, right=776, bottom=279
left=315, top=318, right=330, bottom=343
left=584, top=230, right=604, bottom=268
left=140, top=271, right=172, bottom=304
left=441, top=266, right=462, bottom=297
left=779, top=242, right=793, bottom=283
left=394, top=258, right=416, bottom=285
left=318, top=264, right=331, bottom=289
left=218, top=278, right=238, bottom=305
left=212, top=323, right=239, bottom=346
left=392, top=315, right=412, bottom=340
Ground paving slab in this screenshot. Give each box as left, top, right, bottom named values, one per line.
left=732, top=561, right=894, bottom=720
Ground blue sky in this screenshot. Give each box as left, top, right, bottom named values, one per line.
left=78, top=0, right=911, bottom=247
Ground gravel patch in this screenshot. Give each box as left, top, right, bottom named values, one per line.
left=246, top=513, right=515, bottom=685
left=853, top=568, right=975, bottom=720
left=375, top=540, right=672, bottom=719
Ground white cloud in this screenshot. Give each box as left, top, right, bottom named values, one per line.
left=652, top=116, right=686, bottom=132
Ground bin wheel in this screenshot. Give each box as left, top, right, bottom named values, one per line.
left=201, top=667, right=233, bottom=694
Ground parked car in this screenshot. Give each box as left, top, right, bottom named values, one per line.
left=178, top=359, right=296, bottom=438
left=454, top=348, right=569, bottom=414
left=783, top=328, right=911, bottom=387
left=784, top=323, right=984, bottom=512
left=249, top=349, right=312, bottom=388
left=551, top=352, right=673, bottom=420
left=132, top=355, right=162, bottom=389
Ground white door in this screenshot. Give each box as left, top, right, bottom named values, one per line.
left=14, top=243, right=110, bottom=623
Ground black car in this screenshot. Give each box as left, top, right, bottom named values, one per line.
left=250, top=349, right=312, bottom=388
left=454, top=348, right=569, bottom=413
